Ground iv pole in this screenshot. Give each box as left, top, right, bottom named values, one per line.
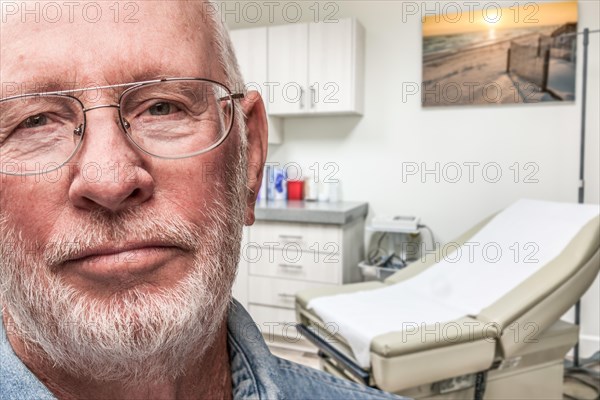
left=573, top=27, right=599, bottom=369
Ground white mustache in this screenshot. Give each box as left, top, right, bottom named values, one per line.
left=42, top=210, right=202, bottom=268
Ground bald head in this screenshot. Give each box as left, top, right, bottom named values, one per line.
left=0, top=0, right=243, bottom=97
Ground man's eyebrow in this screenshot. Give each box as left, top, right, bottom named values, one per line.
left=119, top=63, right=202, bottom=86
left=1, top=68, right=199, bottom=99
left=126, top=71, right=173, bottom=83
left=1, top=80, right=71, bottom=98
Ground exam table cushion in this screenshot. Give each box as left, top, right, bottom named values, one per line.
left=303, top=199, right=600, bottom=368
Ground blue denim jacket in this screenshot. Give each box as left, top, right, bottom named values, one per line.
left=1, top=300, right=404, bottom=399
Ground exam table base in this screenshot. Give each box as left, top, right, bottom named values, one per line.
left=317, top=320, right=578, bottom=399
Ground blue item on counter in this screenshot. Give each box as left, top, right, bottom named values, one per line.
left=273, top=167, right=287, bottom=201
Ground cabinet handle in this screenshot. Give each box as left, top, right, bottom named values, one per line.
left=277, top=293, right=296, bottom=300
left=279, top=234, right=303, bottom=240
left=310, top=87, right=316, bottom=109
left=278, top=263, right=303, bottom=270
left=300, top=87, right=305, bottom=109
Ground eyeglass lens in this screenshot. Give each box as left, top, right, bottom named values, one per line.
left=0, top=80, right=234, bottom=175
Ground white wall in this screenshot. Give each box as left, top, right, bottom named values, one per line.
left=227, top=1, right=600, bottom=356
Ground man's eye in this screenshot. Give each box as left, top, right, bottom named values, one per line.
left=148, top=102, right=178, bottom=116
left=18, top=114, right=48, bottom=129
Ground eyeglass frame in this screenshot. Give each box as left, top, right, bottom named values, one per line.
left=0, top=77, right=245, bottom=176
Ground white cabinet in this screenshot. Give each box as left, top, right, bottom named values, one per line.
left=229, top=27, right=283, bottom=144
left=267, top=23, right=309, bottom=116
left=308, top=19, right=365, bottom=114
left=233, top=216, right=365, bottom=352
left=268, top=18, right=365, bottom=116
left=231, top=18, right=365, bottom=120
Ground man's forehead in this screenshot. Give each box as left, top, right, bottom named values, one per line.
left=0, top=0, right=205, bottom=26
left=0, top=1, right=218, bottom=97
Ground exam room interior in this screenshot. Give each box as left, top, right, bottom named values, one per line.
left=226, top=0, right=600, bottom=359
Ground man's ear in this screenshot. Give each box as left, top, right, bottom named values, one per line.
left=240, top=90, right=268, bottom=226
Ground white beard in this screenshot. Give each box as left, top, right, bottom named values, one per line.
left=0, top=199, right=244, bottom=383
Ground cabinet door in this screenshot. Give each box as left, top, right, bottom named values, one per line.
left=309, top=19, right=363, bottom=114
left=230, top=27, right=267, bottom=94
left=267, top=23, right=309, bottom=116
left=230, top=28, right=282, bottom=143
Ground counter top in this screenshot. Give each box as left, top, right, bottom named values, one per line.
left=254, top=201, right=368, bottom=225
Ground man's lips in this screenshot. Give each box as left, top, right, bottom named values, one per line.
left=60, top=242, right=186, bottom=281
left=65, top=242, right=180, bottom=263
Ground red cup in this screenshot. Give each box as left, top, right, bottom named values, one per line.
left=287, top=180, right=305, bottom=201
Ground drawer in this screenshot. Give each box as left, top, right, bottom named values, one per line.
left=249, top=221, right=341, bottom=253
left=248, top=304, right=300, bottom=338
left=249, top=247, right=341, bottom=284
left=248, top=276, right=336, bottom=309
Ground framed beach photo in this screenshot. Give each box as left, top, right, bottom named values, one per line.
left=422, top=0, right=578, bottom=107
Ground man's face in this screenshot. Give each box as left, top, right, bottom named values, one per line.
left=0, top=1, right=249, bottom=381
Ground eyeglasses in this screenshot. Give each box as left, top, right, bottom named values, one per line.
left=0, top=78, right=244, bottom=176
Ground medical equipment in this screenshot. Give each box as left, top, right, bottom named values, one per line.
left=294, top=199, right=600, bottom=399
left=361, top=216, right=432, bottom=281
left=370, top=215, right=421, bottom=233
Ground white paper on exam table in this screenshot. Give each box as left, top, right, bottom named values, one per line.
left=307, top=199, right=600, bottom=367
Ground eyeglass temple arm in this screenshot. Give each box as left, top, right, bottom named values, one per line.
left=221, top=93, right=245, bottom=101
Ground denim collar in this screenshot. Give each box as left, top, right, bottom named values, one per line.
left=0, top=299, right=284, bottom=400
left=227, top=300, right=287, bottom=399
left=1, top=316, right=66, bottom=400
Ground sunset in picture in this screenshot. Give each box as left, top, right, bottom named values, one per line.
left=422, top=1, right=578, bottom=107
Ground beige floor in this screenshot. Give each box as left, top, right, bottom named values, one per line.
left=268, top=344, right=600, bottom=399
left=563, top=361, right=600, bottom=400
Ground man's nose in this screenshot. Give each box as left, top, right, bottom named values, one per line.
left=68, top=107, right=155, bottom=213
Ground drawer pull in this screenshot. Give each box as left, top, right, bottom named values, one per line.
left=278, top=234, right=303, bottom=240
left=278, top=263, right=303, bottom=270
left=277, top=293, right=296, bottom=300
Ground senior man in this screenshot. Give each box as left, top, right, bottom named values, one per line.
left=0, top=1, right=402, bottom=399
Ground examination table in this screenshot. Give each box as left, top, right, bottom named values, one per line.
left=295, top=199, right=600, bottom=399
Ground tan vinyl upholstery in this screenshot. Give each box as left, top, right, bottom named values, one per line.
left=296, top=212, right=599, bottom=394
